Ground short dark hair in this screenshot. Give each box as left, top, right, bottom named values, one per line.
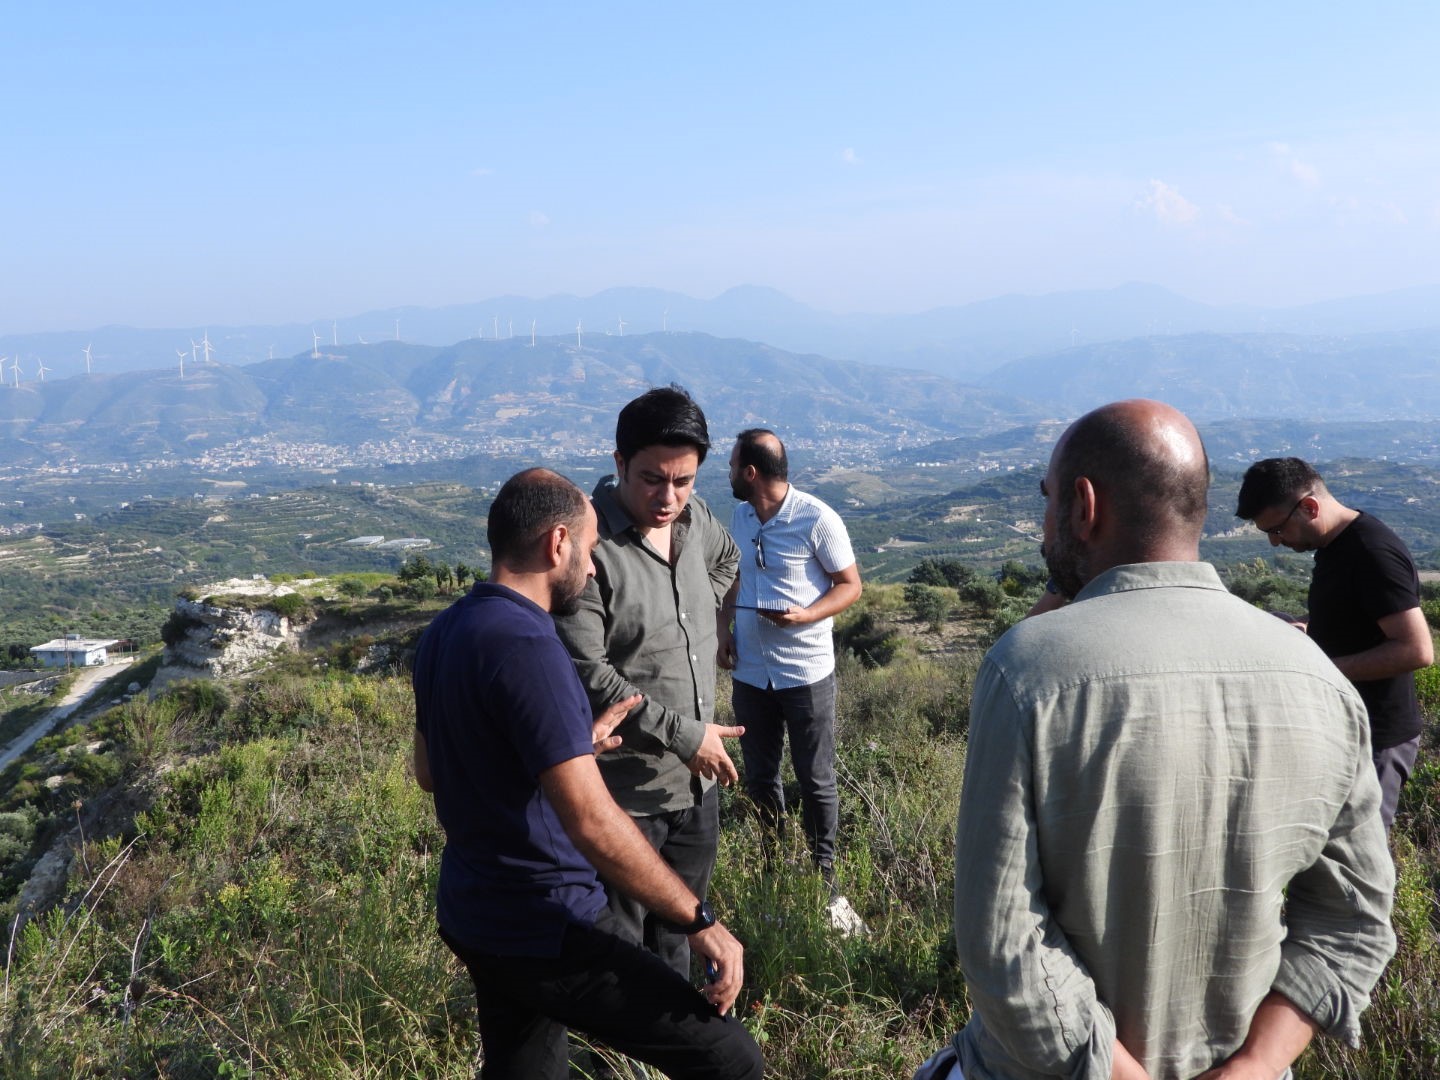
left=735, top=428, right=788, bottom=481
left=1057, top=409, right=1210, bottom=544
left=615, top=385, right=711, bottom=465
left=1235, top=458, right=1323, bottom=520
left=487, top=468, right=587, bottom=567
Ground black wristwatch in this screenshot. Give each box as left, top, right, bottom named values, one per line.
left=667, top=899, right=716, bottom=935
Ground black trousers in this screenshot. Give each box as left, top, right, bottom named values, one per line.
left=441, top=918, right=762, bottom=1080
left=601, top=784, right=720, bottom=980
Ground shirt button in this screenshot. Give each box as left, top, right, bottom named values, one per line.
left=691, top=654, right=697, bottom=661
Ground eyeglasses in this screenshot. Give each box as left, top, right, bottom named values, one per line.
left=1258, top=493, right=1311, bottom=537
left=752, top=535, right=765, bottom=569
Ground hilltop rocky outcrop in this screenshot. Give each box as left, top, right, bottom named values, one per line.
left=151, top=577, right=315, bottom=691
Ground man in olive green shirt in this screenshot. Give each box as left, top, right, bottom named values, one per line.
left=554, top=386, right=742, bottom=981
left=946, top=400, right=1395, bottom=1080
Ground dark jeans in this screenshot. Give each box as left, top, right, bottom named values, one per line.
left=440, top=919, right=762, bottom=1080
left=733, top=673, right=838, bottom=874
left=602, top=784, right=719, bottom=980
left=1375, top=734, right=1420, bottom=832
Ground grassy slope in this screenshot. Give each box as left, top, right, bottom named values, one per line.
left=0, top=585, right=1437, bottom=1078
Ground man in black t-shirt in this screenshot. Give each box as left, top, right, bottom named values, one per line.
left=1237, top=457, right=1434, bottom=830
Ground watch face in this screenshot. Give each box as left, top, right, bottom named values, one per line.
left=697, top=900, right=715, bottom=928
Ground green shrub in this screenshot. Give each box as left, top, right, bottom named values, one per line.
left=907, top=558, right=975, bottom=589
left=835, top=612, right=904, bottom=668
left=268, top=593, right=311, bottom=620
left=903, top=584, right=953, bottom=631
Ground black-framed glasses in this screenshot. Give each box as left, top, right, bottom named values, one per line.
left=752, top=535, right=765, bottom=569
left=1259, top=493, right=1311, bottom=537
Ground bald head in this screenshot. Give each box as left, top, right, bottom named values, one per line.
left=1053, top=399, right=1210, bottom=553
left=735, top=428, right=788, bottom=481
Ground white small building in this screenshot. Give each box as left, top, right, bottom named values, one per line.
left=29, top=635, right=120, bottom=668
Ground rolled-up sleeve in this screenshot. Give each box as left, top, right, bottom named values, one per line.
left=1271, top=748, right=1397, bottom=1046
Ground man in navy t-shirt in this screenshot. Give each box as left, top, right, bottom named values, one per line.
left=413, top=468, right=762, bottom=1080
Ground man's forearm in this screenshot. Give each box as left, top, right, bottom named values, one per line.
left=1332, top=606, right=1433, bottom=681
left=1195, top=992, right=1316, bottom=1079
left=542, top=757, right=698, bottom=924
left=1333, top=637, right=1431, bottom=681
left=803, top=580, right=861, bottom=622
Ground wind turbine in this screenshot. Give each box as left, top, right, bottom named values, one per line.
left=311, top=330, right=322, bottom=359
left=190, top=340, right=200, bottom=367
left=357, top=333, right=367, bottom=345
left=394, top=319, right=400, bottom=341
left=35, top=358, right=51, bottom=383
left=575, top=320, right=583, bottom=349
left=200, top=330, right=214, bottom=365
left=332, top=321, right=339, bottom=347
left=508, top=319, right=513, bottom=338
left=617, top=316, right=626, bottom=336
left=8, top=357, right=19, bottom=388
left=662, top=308, right=669, bottom=333
left=82, top=344, right=93, bottom=375
left=493, top=315, right=499, bottom=340
left=530, top=320, right=536, bottom=347
left=175, top=349, right=187, bottom=380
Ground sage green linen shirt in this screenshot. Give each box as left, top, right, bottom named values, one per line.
left=954, top=562, right=1396, bottom=1080
left=553, top=476, right=739, bottom=816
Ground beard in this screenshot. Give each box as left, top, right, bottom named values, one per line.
left=550, top=543, right=590, bottom=616
left=730, top=474, right=752, bottom=501
left=1042, top=516, right=1088, bottom=600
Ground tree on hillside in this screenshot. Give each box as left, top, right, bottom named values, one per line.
left=398, top=553, right=434, bottom=584
left=907, top=558, right=976, bottom=589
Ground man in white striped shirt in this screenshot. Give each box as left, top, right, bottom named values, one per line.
left=719, top=430, right=862, bottom=924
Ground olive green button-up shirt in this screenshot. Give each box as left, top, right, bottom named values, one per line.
left=954, top=561, right=1396, bottom=1080
left=553, top=476, right=739, bottom=816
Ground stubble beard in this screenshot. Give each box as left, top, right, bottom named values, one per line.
left=1042, top=518, right=1088, bottom=600
left=550, top=545, right=589, bottom=616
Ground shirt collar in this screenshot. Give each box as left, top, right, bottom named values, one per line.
left=1073, top=561, right=1226, bottom=603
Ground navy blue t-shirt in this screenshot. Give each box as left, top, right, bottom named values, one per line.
left=413, top=582, right=605, bottom=956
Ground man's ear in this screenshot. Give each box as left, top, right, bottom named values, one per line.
left=613, top=450, right=625, bottom=476
left=1072, top=476, right=1099, bottom=541
left=544, top=523, right=568, bottom=570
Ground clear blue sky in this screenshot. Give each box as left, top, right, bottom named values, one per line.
left=4, top=1, right=1439, bottom=333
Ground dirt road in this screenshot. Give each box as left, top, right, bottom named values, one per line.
left=0, top=659, right=132, bottom=772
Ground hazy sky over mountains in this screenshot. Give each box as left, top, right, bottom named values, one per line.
left=6, top=2, right=1439, bottom=334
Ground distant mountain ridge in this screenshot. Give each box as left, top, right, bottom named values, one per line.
left=6, top=281, right=1440, bottom=383
left=0, top=333, right=1040, bottom=466
left=980, top=329, right=1440, bottom=421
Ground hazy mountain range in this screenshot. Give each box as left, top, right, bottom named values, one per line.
left=0, top=334, right=1038, bottom=465
left=4, top=283, right=1440, bottom=471
left=6, top=281, right=1440, bottom=382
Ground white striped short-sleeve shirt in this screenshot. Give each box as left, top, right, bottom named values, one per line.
left=730, top=485, right=855, bottom=690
